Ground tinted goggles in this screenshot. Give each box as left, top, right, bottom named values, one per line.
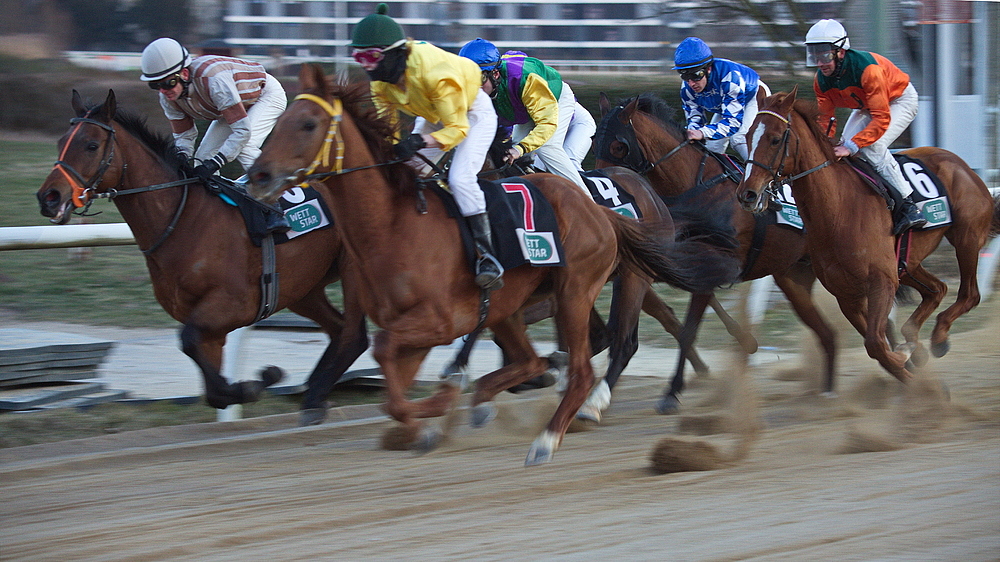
left=807, top=44, right=838, bottom=65
left=148, top=74, right=182, bottom=91
left=351, top=47, right=385, bottom=67
left=678, top=68, right=707, bottom=82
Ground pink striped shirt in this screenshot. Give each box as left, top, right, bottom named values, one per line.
left=162, top=56, right=267, bottom=125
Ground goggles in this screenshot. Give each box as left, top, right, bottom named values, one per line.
left=806, top=43, right=838, bottom=65
left=351, top=47, right=385, bottom=67
left=148, top=74, right=182, bottom=91
left=678, top=67, right=707, bottom=82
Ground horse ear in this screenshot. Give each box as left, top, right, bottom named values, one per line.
left=71, top=89, right=86, bottom=117
left=620, top=95, right=639, bottom=124
left=599, top=92, right=611, bottom=117
left=299, top=63, right=316, bottom=90
left=776, top=86, right=797, bottom=114
left=788, top=84, right=799, bottom=102
left=97, top=90, right=116, bottom=122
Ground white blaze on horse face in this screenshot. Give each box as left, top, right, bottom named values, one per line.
left=744, top=123, right=766, bottom=182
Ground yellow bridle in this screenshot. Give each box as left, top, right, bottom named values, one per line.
left=292, top=93, right=345, bottom=186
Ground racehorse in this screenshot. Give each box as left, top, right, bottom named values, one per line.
left=479, top=146, right=756, bottom=422
left=595, top=92, right=837, bottom=408
left=36, top=89, right=369, bottom=422
left=736, top=86, right=1000, bottom=380
left=246, top=64, right=741, bottom=465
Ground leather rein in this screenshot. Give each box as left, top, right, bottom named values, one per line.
left=744, top=109, right=831, bottom=203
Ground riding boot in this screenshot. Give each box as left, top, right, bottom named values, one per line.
left=893, top=195, right=928, bottom=236
left=466, top=212, right=504, bottom=290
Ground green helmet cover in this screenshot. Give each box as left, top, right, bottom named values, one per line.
left=350, top=3, right=405, bottom=48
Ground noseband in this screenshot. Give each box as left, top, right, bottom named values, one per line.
left=52, top=115, right=119, bottom=208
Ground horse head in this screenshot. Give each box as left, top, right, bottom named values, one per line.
left=247, top=63, right=339, bottom=204
left=736, top=85, right=802, bottom=214
left=593, top=93, right=649, bottom=172
left=38, top=89, right=120, bottom=224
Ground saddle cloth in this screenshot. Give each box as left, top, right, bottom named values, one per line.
left=210, top=178, right=334, bottom=247
left=429, top=176, right=566, bottom=271
left=581, top=169, right=643, bottom=219
left=847, top=154, right=951, bottom=231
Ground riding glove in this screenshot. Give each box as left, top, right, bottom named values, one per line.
left=393, top=133, right=426, bottom=160
left=192, top=154, right=226, bottom=181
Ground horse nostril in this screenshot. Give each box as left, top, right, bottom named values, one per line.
left=250, top=170, right=271, bottom=185
left=740, top=191, right=758, bottom=204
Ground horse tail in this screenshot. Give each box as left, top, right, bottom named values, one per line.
left=606, top=209, right=741, bottom=293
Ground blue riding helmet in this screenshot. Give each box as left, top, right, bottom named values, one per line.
left=673, top=37, right=714, bottom=71
left=459, top=38, right=501, bottom=70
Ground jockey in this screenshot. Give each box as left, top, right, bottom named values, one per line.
left=673, top=37, right=769, bottom=162
left=805, top=19, right=927, bottom=235
left=350, top=4, right=503, bottom=290
left=458, top=38, right=593, bottom=191
left=140, top=37, right=289, bottom=232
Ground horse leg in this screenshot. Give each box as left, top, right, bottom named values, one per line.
left=708, top=293, right=758, bottom=354
left=897, top=263, right=947, bottom=367
left=838, top=284, right=911, bottom=382
left=179, top=324, right=276, bottom=408
left=773, top=265, right=838, bottom=393
left=470, top=315, right=548, bottom=409
left=577, top=274, right=644, bottom=424
left=371, top=331, right=433, bottom=446
left=526, top=283, right=601, bottom=466
left=929, top=236, right=983, bottom=358
left=640, top=287, right=711, bottom=376
left=657, top=292, right=712, bottom=415
left=292, top=285, right=370, bottom=426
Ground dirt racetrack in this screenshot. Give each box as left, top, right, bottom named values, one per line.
left=2, top=295, right=999, bottom=561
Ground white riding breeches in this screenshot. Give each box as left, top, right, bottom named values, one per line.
left=411, top=89, right=497, bottom=217
left=514, top=83, right=589, bottom=192
left=564, top=101, right=596, bottom=171
left=705, top=81, right=770, bottom=161
left=841, top=82, right=919, bottom=198
left=196, top=74, right=288, bottom=172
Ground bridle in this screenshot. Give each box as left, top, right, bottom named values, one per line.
left=745, top=109, right=830, bottom=203
left=51, top=113, right=199, bottom=255
left=52, top=114, right=122, bottom=210
left=595, top=99, right=692, bottom=175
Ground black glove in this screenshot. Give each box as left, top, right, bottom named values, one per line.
left=393, top=133, right=426, bottom=160
left=192, top=154, right=225, bottom=181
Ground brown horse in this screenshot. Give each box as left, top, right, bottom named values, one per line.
left=736, top=87, right=1000, bottom=380
left=479, top=150, right=755, bottom=423
left=595, top=92, right=837, bottom=405
left=36, top=89, right=369, bottom=421
left=246, top=64, right=740, bottom=465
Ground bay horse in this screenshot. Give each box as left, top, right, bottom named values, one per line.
left=479, top=150, right=756, bottom=422
left=246, top=64, right=741, bottom=466
left=595, top=92, right=837, bottom=407
left=736, top=86, right=1000, bottom=380
left=36, top=89, right=369, bottom=422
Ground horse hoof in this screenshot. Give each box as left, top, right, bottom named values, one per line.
left=910, top=344, right=929, bottom=367
left=931, top=339, right=950, bottom=358
left=412, top=427, right=443, bottom=454
left=299, top=408, right=327, bottom=426
left=234, top=379, right=265, bottom=403
left=575, top=404, right=602, bottom=425
left=470, top=402, right=497, bottom=428
left=656, top=395, right=681, bottom=415
left=259, top=365, right=284, bottom=387
left=525, top=431, right=560, bottom=466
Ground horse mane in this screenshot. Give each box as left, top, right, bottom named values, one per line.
left=622, top=93, right=686, bottom=143
left=318, top=80, right=418, bottom=193
left=763, top=95, right=836, bottom=162
left=83, top=100, right=184, bottom=173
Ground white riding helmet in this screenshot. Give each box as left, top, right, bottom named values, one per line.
left=140, top=38, right=191, bottom=82
left=804, top=19, right=850, bottom=67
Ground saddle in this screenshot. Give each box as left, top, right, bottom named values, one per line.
left=204, top=176, right=333, bottom=247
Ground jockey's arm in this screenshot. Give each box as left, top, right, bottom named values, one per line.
left=424, top=76, right=471, bottom=152
left=514, top=73, right=559, bottom=155
left=161, top=97, right=197, bottom=156
left=842, top=65, right=893, bottom=154
left=214, top=104, right=252, bottom=165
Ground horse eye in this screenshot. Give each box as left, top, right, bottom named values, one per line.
left=769, top=137, right=781, bottom=146
left=302, top=120, right=317, bottom=132
left=86, top=142, right=100, bottom=151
